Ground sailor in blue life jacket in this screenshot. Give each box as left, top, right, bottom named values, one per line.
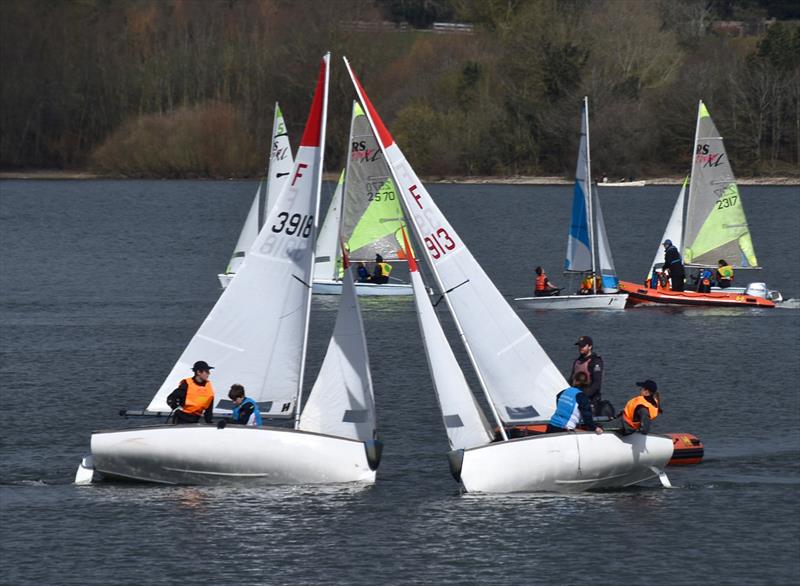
left=662, top=239, right=685, bottom=292
left=696, top=268, right=713, bottom=293
left=546, top=372, right=603, bottom=434
left=225, top=384, right=262, bottom=426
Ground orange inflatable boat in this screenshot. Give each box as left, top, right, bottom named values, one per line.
left=619, top=280, right=775, bottom=308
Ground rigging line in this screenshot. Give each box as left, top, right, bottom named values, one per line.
left=432, top=279, right=470, bottom=307
left=292, top=274, right=312, bottom=289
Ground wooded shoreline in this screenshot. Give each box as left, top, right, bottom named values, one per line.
left=2, top=170, right=798, bottom=185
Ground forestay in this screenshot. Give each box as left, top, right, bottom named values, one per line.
left=299, top=264, right=376, bottom=441
left=345, top=57, right=565, bottom=425
left=406, top=234, right=492, bottom=450
left=684, top=100, right=758, bottom=268
left=341, top=102, right=408, bottom=263
left=223, top=104, right=294, bottom=277
left=315, top=170, right=344, bottom=280
left=148, top=55, right=329, bottom=418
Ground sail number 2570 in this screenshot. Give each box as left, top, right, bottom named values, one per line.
left=272, top=212, right=314, bottom=238
left=424, top=228, right=456, bottom=259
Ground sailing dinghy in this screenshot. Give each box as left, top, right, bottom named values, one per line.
left=345, top=58, right=673, bottom=493
left=620, top=101, right=780, bottom=307
left=76, top=54, right=381, bottom=486
left=218, top=103, right=294, bottom=288
left=515, top=98, right=627, bottom=310
left=313, top=101, right=413, bottom=296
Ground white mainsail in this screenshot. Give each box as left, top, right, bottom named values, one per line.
left=345, top=58, right=565, bottom=425
left=299, top=262, right=376, bottom=441
left=149, top=55, right=330, bottom=418
left=405, top=235, right=492, bottom=450
left=222, top=104, right=295, bottom=278
left=647, top=177, right=687, bottom=281
left=314, top=170, right=344, bottom=280
left=684, top=100, right=758, bottom=268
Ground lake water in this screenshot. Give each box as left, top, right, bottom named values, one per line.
left=1, top=180, right=798, bottom=585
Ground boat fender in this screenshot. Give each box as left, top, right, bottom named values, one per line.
left=447, top=449, right=465, bottom=482
left=364, top=440, right=383, bottom=471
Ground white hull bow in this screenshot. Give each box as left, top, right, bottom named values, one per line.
left=84, top=425, right=379, bottom=485
left=452, top=432, right=673, bottom=493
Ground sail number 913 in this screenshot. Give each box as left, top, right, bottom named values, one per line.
left=425, top=228, right=456, bottom=259
left=272, top=212, right=313, bottom=238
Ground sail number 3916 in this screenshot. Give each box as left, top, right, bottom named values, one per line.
left=272, top=212, right=313, bottom=238
left=425, top=228, right=456, bottom=259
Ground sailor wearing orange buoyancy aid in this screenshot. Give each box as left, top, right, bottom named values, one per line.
left=166, top=360, right=215, bottom=424
left=621, top=379, right=661, bottom=434
left=534, top=266, right=560, bottom=297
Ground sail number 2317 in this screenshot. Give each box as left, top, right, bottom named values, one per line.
left=424, top=228, right=456, bottom=259
left=272, top=212, right=314, bottom=238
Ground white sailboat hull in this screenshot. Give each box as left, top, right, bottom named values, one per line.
left=312, top=279, right=413, bottom=296
left=514, top=293, right=628, bottom=310
left=598, top=181, right=646, bottom=187
left=454, top=432, right=673, bottom=493
left=86, top=425, right=378, bottom=485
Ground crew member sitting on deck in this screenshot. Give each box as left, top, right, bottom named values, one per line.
left=696, top=268, right=713, bottom=293
left=578, top=274, right=602, bottom=295
left=356, top=261, right=370, bottom=283
left=371, top=254, right=392, bottom=284
left=662, top=239, right=685, bottom=292
left=166, top=360, right=215, bottom=424
left=227, top=384, right=262, bottom=426
left=534, top=266, right=560, bottom=297
left=546, top=372, right=603, bottom=434
left=716, top=259, right=734, bottom=288
left=619, top=379, right=662, bottom=435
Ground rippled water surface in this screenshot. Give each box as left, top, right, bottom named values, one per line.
left=1, top=180, right=798, bottom=585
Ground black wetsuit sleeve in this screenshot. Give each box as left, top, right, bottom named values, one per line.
left=235, top=402, right=255, bottom=425
left=166, top=380, right=188, bottom=409
left=637, top=406, right=651, bottom=434
left=577, top=393, right=597, bottom=431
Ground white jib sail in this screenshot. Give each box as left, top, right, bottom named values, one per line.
left=408, top=255, right=492, bottom=450
left=148, top=55, right=329, bottom=418
left=264, top=103, right=295, bottom=217
left=299, top=264, right=376, bottom=441
left=345, top=58, right=566, bottom=425
left=647, top=178, right=686, bottom=281
left=223, top=104, right=294, bottom=278
left=314, top=170, right=345, bottom=280
left=593, top=187, right=619, bottom=293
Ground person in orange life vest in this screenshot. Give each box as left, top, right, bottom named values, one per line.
left=620, top=379, right=662, bottom=435
left=546, top=372, right=603, bottom=434
left=578, top=273, right=602, bottom=295
left=569, top=336, right=605, bottom=415
left=166, top=360, right=215, bottom=424
left=534, top=266, right=560, bottom=297
left=716, top=259, right=734, bottom=288
left=371, top=254, right=391, bottom=284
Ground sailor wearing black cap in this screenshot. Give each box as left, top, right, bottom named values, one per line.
left=568, top=336, right=607, bottom=416
left=166, top=360, right=216, bottom=424
left=662, top=239, right=685, bottom=291
left=620, top=380, right=662, bottom=434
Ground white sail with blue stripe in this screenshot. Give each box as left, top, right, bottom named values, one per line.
left=565, top=100, right=592, bottom=273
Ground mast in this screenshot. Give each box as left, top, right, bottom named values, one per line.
left=683, top=99, right=703, bottom=253
left=294, top=53, right=330, bottom=430
left=584, top=97, right=597, bottom=294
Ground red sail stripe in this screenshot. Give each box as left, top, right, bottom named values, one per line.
left=347, top=64, right=395, bottom=149
left=300, top=57, right=327, bottom=147
left=401, top=228, right=417, bottom=273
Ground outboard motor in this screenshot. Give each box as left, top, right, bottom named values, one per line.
left=744, top=282, right=769, bottom=299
